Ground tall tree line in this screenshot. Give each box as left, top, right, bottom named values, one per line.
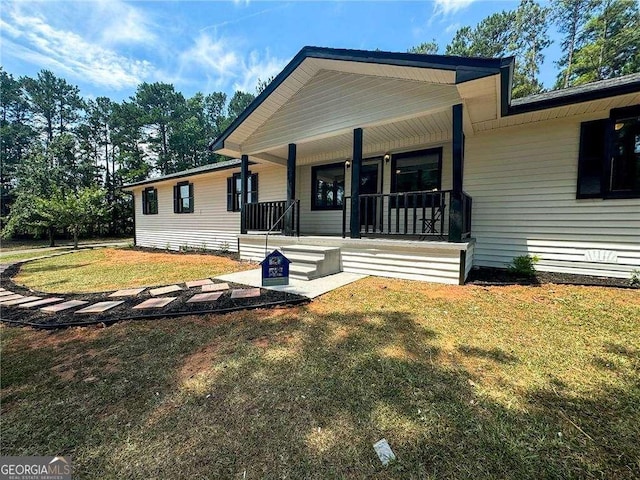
left=1, top=68, right=257, bottom=241
left=2, top=0, right=638, bottom=242
left=411, top=0, right=639, bottom=97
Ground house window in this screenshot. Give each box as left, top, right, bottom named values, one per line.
left=577, top=107, right=640, bottom=199
left=391, top=148, right=442, bottom=207
left=227, top=172, right=258, bottom=212
left=311, top=162, right=345, bottom=210
left=173, top=181, right=194, bottom=213
left=141, top=187, right=158, bottom=215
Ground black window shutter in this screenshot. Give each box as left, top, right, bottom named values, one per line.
left=173, top=185, right=179, bottom=213
left=577, top=119, right=608, bottom=198
left=251, top=173, right=258, bottom=203
left=152, top=188, right=158, bottom=214
left=142, top=190, right=147, bottom=214
left=189, top=183, right=194, bottom=213
left=226, top=177, right=233, bottom=211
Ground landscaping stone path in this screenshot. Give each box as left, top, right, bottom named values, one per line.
left=1, top=279, right=269, bottom=319
left=75, top=301, right=125, bottom=314
left=133, top=297, right=177, bottom=309
left=149, top=285, right=182, bottom=296
left=0, top=254, right=321, bottom=329
left=109, top=288, right=146, bottom=297
left=40, top=300, right=89, bottom=313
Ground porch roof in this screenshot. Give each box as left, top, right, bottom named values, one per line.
left=210, top=46, right=513, bottom=165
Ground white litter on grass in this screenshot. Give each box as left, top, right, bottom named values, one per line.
left=373, top=438, right=396, bottom=466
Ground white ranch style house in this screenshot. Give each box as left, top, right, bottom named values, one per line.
left=124, top=47, right=640, bottom=285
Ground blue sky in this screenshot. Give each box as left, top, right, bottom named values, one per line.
left=1, top=0, right=560, bottom=101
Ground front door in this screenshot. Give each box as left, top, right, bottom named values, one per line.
left=360, top=158, right=382, bottom=230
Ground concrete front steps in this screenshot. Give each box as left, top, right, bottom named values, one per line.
left=280, top=245, right=342, bottom=280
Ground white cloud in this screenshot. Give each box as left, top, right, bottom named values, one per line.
left=182, top=35, right=240, bottom=78
left=1, top=3, right=155, bottom=89
left=179, top=33, right=286, bottom=94
left=94, top=0, right=157, bottom=46
left=433, top=0, right=476, bottom=15
left=233, top=49, right=284, bottom=93
left=446, top=22, right=461, bottom=34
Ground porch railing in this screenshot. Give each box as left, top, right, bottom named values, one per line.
left=245, top=200, right=300, bottom=235
left=342, top=190, right=472, bottom=241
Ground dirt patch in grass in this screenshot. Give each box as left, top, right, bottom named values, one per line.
left=179, top=343, right=221, bottom=383
left=7, top=324, right=107, bottom=350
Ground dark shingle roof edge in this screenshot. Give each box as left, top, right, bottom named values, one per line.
left=508, top=73, right=640, bottom=115
left=121, top=158, right=242, bottom=189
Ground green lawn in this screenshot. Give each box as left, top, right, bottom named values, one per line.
left=12, top=247, right=253, bottom=293
left=0, top=249, right=75, bottom=264
left=1, top=252, right=639, bottom=478
left=0, top=237, right=131, bottom=252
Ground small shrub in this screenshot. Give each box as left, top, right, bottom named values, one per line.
left=508, top=254, right=539, bottom=276
left=630, top=269, right=640, bottom=287
left=179, top=243, right=190, bottom=253
left=220, top=242, right=230, bottom=254
left=165, top=243, right=171, bottom=251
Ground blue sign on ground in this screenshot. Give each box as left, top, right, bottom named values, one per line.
left=261, top=249, right=291, bottom=286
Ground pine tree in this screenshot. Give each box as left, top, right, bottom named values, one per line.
left=552, top=0, right=594, bottom=88
left=571, top=0, right=640, bottom=84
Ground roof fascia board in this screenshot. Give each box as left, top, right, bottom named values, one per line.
left=500, top=63, right=514, bottom=118
left=122, top=161, right=246, bottom=190
left=506, top=80, right=640, bottom=116
left=304, top=47, right=505, bottom=72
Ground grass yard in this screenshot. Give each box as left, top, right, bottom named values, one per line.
left=12, top=247, right=253, bottom=293
left=0, top=237, right=131, bottom=253
left=0, top=249, right=76, bottom=264
left=1, top=273, right=639, bottom=478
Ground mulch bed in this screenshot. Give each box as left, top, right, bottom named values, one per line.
left=0, top=263, right=307, bottom=329
left=467, top=266, right=638, bottom=289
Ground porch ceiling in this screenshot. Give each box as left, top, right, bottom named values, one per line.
left=266, top=109, right=454, bottom=165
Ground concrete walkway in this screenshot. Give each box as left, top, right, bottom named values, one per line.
left=216, top=269, right=366, bottom=299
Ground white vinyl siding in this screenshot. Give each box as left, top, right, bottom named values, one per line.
left=465, top=116, right=640, bottom=278
left=133, top=163, right=286, bottom=252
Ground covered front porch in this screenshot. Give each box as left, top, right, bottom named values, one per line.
left=239, top=101, right=471, bottom=243
left=209, top=47, right=511, bottom=283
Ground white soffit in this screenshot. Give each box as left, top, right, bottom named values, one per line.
left=474, top=91, right=640, bottom=132
left=264, top=109, right=454, bottom=166
left=227, top=57, right=460, bottom=150
left=240, top=71, right=461, bottom=154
